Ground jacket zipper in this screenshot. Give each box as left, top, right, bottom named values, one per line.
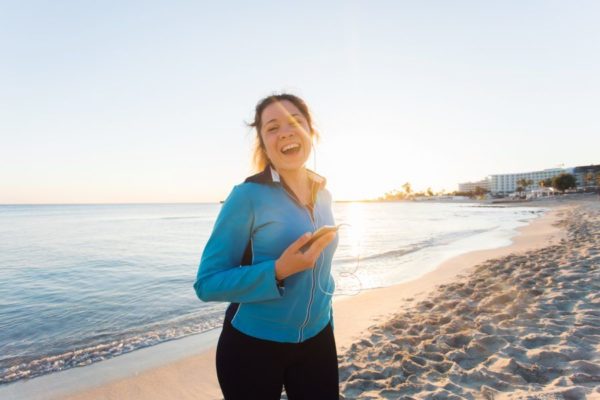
left=279, top=184, right=317, bottom=343
left=299, top=207, right=317, bottom=342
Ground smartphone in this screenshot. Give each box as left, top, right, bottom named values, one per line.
left=299, top=225, right=340, bottom=253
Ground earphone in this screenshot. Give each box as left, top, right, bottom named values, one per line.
left=301, top=207, right=363, bottom=297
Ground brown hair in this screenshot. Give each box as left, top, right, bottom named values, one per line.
left=248, top=93, right=319, bottom=172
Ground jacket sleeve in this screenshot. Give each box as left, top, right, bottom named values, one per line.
left=193, top=184, right=284, bottom=303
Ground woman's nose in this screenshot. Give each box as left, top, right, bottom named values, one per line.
left=279, top=125, right=295, bottom=138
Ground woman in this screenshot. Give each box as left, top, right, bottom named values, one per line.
left=194, top=93, right=339, bottom=399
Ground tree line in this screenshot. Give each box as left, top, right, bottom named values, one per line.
left=515, top=171, right=600, bottom=194
left=379, top=172, right=600, bottom=201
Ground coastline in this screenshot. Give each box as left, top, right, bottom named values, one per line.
left=336, top=198, right=599, bottom=398
left=331, top=202, right=571, bottom=355
left=0, top=200, right=576, bottom=400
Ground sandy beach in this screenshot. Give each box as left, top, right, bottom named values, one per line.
left=3, top=197, right=598, bottom=399
left=336, top=198, right=599, bottom=399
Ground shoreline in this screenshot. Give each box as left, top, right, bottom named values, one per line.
left=0, top=201, right=575, bottom=400
left=336, top=198, right=599, bottom=398
left=331, top=202, right=571, bottom=354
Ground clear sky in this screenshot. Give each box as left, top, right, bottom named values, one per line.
left=2, top=1, right=599, bottom=203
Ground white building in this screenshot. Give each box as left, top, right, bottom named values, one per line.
left=528, top=187, right=558, bottom=199
left=489, top=168, right=570, bottom=195
left=573, top=164, right=600, bottom=188
left=458, top=178, right=490, bottom=193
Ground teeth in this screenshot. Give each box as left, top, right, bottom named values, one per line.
left=282, top=143, right=300, bottom=152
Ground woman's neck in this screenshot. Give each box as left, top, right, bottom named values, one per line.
left=276, top=166, right=311, bottom=202
left=277, top=166, right=308, bottom=187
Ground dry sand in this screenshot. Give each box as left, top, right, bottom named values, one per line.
left=337, top=200, right=600, bottom=399
left=5, top=198, right=593, bottom=400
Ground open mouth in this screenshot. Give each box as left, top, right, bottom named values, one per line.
left=281, top=143, right=301, bottom=155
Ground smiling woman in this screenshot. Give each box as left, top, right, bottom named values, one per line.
left=194, top=93, right=340, bottom=399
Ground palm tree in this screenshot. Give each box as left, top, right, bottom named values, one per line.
left=517, top=179, right=533, bottom=195
left=402, top=182, right=412, bottom=196
left=516, top=179, right=526, bottom=195
left=516, top=179, right=524, bottom=192
left=584, top=172, right=595, bottom=188
left=384, top=189, right=402, bottom=201
left=552, top=173, right=577, bottom=193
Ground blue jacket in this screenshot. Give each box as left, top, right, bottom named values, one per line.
left=194, top=165, right=338, bottom=343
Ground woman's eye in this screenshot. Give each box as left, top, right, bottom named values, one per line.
left=267, top=126, right=278, bottom=132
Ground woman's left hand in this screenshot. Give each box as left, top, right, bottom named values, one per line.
left=275, top=231, right=336, bottom=281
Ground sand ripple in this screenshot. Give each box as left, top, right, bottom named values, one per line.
left=338, top=202, right=600, bottom=399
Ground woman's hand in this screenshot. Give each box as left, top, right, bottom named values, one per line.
left=275, top=231, right=337, bottom=281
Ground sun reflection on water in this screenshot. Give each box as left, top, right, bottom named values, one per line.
left=346, top=202, right=366, bottom=258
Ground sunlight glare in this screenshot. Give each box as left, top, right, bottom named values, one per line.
left=346, top=202, right=366, bottom=258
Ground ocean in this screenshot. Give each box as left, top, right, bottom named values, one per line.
left=0, top=202, right=545, bottom=385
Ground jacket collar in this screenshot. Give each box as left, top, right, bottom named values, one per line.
left=244, top=164, right=327, bottom=190
left=244, top=164, right=326, bottom=208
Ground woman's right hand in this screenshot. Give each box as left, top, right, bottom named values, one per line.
left=275, top=231, right=337, bottom=281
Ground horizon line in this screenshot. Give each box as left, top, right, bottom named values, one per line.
left=0, top=200, right=382, bottom=206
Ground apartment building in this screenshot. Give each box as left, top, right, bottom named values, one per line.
left=458, top=178, right=491, bottom=193
left=489, top=168, right=569, bottom=195
left=573, top=164, right=600, bottom=188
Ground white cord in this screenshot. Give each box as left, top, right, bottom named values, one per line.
left=311, top=211, right=363, bottom=297
left=315, top=231, right=363, bottom=297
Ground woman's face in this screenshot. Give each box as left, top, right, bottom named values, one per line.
left=260, top=100, right=312, bottom=173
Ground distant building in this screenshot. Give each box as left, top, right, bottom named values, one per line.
left=573, top=164, right=600, bottom=188
left=528, top=187, right=558, bottom=199
left=458, top=178, right=490, bottom=193
left=459, top=163, right=599, bottom=196
left=489, top=168, right=570, bottom=196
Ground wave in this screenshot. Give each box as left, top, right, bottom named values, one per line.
left=0, top=309, right=225, bottom=385
left=107, top=216, right=204, bottom=222
left=157, top=216, right=203, bottom=220
left=465, top=205, right=507, bottom=208
left=336, top=227, right=498, bottom=265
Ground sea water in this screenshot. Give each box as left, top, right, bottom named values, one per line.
left=0, top=202, right=545, bottom=384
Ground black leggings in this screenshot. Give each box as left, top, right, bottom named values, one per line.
left=216, top=318, right=339, bottom=399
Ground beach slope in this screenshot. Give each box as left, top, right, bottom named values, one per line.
left=337, top=201, right=600, bottom=399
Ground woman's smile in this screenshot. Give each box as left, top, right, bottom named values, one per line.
left=280, top=142, right=302, bottom=155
